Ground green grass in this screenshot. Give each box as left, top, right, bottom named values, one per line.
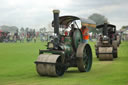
left=0, top=41, right=128, bottom=85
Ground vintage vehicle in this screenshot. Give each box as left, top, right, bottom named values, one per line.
left=35, top=10, right=96, bottom=77
left=95, top=23, right=119, bottom=60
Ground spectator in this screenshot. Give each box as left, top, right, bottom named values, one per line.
left=81, top=25, right=89, bottom=43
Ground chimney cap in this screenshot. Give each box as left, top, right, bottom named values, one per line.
left=53, top=10, right=60, bottom=13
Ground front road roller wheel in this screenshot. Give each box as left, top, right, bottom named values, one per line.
left=35, top=54, right=65, bottom=77
left=98, top=47, right=113, bottom=61
left=76, top=43, right=92, bottom=72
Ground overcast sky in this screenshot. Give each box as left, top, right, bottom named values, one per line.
left=0, top=0, right=128, bottom=30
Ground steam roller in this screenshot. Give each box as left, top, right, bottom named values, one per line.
left=34, top=10, right=96, bottom=76
left=95, top=23, right=118, bottom=61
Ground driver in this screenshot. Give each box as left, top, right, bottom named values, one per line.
left=69, top=24, right=76, bottom=37
left=108, top=27, right=115, bottom=44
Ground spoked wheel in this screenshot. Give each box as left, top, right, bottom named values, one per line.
left=76, top=43, right=92, bottom=72
left=35, top=54, right=65, bottom=77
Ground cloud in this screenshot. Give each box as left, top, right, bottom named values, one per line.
left=0, top=0, right=128, bottom=30
left=0, top=0, right=72, bottom=28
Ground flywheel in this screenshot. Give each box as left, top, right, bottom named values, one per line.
left=72, top=29, right=83, bottom=51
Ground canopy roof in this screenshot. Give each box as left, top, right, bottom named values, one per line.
left=96, top=23, right=116, bottom=29
left=52, top=16, right=96, bottom=28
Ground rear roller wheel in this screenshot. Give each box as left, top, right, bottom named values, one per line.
left=76, top=43, right=92, bottom=72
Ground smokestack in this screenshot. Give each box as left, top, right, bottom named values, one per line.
left=53, top=10, right=60, bottom=35
left=103, top=23, right=108, bottom=36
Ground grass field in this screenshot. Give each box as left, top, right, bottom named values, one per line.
left=0, top=41, right=128, bottom=85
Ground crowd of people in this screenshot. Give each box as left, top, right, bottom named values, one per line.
left=0, top=31, right=39, bottom=43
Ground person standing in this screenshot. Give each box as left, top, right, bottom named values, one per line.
left=69, top=24, right=76, bottom=37
left=34, top=36, right=36, bottom=43
left=81, top=25, right=89, bottom=43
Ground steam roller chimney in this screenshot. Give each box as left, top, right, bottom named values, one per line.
left=53, top=10, right=60, bottom=35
